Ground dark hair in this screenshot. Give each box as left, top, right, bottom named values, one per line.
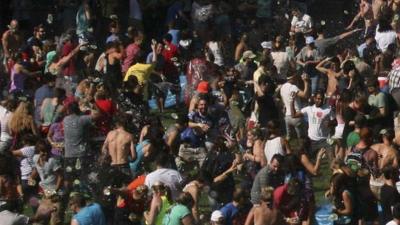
left=232, top=188, right=247, bottom=202
left=69, top=193, right=87, bottom=207
left=35, top=139, right=51, bottom=153
left=22, top=134, right=36, bottom=146
left=330, top=173, right=349, bottom=205
left=366, top=78, right=379, bottom=88
left=163, top=33, right=173, bottom=43
left=359, top=127, right=373, bottom=146
left=267, top=120, right=280, bottom=136
left=354, top=115, right=367, bottom=128
left=115, top=113, right=129, bottom=129
left=283, top=154, right=304, bottom=175
left=315, top=24, right=325, bottom=34
left=176, top=192, right=194, bottom=208
left=54, top=88, right=66, bottom=99
left=271, top=154, right=284, bottom=164
left=67, top=101, right=81, bottom=115
left=382, top=165, right=398, bottom=180
left=198, top=170, right=212, bottom=185
left=124, top=76, right=139, bottom=90
left=342, top=60, right=356, bottom=74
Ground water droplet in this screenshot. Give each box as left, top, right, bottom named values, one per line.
left=321, top=20, right=326, bottom=25
left=344, top=10, right=349, bottom=15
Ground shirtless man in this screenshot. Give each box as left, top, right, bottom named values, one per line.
left=1, top=20, right=23, bottom=61
left=371, top=129, right=399, bottom=169
left=346, top=0, right=375, bottom=31
left=183, top=172, right=212, bottom=223
left=247, top=187, right=285, bottom=225
left=102, top=114, right=136, bottom=178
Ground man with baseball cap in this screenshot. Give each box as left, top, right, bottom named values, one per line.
left=210, top=210, right=225, bottom=225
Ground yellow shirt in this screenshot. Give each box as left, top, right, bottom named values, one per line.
left=124, top=63, right=155, bottom=84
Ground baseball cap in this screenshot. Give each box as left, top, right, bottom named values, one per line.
left=197, top=81, right=209, bottom=94
left=305, top=36, right=315, bottom=45
left=261, top=41, right=272, bottom=49
left=242, top=50, right=256, bottom=59
left=210, top=210, right=224, bottom=222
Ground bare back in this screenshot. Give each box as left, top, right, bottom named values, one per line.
left=254, top=204, right=285, bottom=225
left=104, top=128, right=134, bottom=165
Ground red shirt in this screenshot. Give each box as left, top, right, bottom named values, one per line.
left=162, top=42, right=178, bottom=62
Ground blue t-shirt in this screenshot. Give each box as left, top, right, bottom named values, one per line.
left=220, top=203, right=238, bottom=225
left=73, top=203, right=106, bottom=225
left=168, top=29, right=180, bottom=46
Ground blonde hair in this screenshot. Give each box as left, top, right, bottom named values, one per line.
left=9, top=101, right=34, bottom=134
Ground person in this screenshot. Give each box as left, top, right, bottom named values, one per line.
left=62, top=101, right=99, bottom=189
left=234, top=33, right=249, bottom=62
left=27, top=24, right=45, bottom=48
left=250, top=154, right=285, bottom=205
left=291, top=89, right=334, bottom=157
left=273, top=178, right=309, bottom=225
left=39, top=88, right=66, bottom=134
left=219, top=188, right=251, bottom=225
left=0, top=98, right=18, bottom=153
left=366, top=78, right=391, bottom=136
left=375, top=15, right=397, bottom=52
left=296, top=36, right=322, bottom=94
left=1, top=20, right=23, bottom=65
left=280, top=71, right=310, bottom=139
left=329, top=173, right=355, bottom=225
left=315, top=57, right=341, bottom=98
left=290, top=7, right=313, bottom=34
left=9, top=101, right=39, bottom=149
left=34, top=74, right=55, bottom=125
left=386, top=203, right=400, bottom=225
left=122, top=29, right=143, bottom=74
left=247, top=187, right=285, bottom=225
left=162, top=192, right=195, bottom=225
left=253, top=73, right=278, bottom=128
left=145, top=154, right=183, bottom=200
left=103, top=41, right=124, bottom=93
left=183, top=172, right=212, bottom=223
left=144, top=182, right=172, bottom=225
left=210, top=210, right=225, bottom=225
left=263, top=120, right=288, bottom=164
left=371, top=129, right=398, bottom=169
left=31, top=139, right=62, bottom=193
left=9, top=52, right=41, bottom=95
left=380, top=166, right=400, bottom=224
left=101, top=113, right=135, bottom=179
left=69, top=193, right=106, bottom=225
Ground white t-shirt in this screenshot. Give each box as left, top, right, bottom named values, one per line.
left=386, top=220, right=397, bottom=225
left=20, top=146, right=35, bottom=180
left=280, top=82, right=301, bottom=116
left=375, top=27, right=397, bottom=52
left=291, top=14, right=312, bottom=33
left=264, top=137, right=285, bottom=163
left=33, top=155, right=62, bottom=191
left=300, top=105, right=332, bottom=141
left=145, top=168, right=183, bottom=200
left=0, top=105, right=13, bottom=142
left=271, top=51, right=291, bottom=79
left=0, top=210, right=29, bottom=225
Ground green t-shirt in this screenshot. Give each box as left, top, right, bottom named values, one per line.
left=346, top=131, right=360, bottom=148
left=162, top=204, right=191, bottom=225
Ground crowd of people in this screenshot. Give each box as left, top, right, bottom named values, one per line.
left=3, top=0, right=400, bottom=225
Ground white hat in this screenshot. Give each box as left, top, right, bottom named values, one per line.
left=261, top=41, right=272, bottom=49
left=210, top=210, right=224, bottom=222
left=305, top=36, right=315, bottom=44
left=242, top=50, right=257, bottom=59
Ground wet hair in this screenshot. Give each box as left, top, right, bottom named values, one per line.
left=232, top=188, right=247, bottom=203
left=342, top=60, right=356, bottom=74
left=124, top=76, right=139, bottom=90
left=163, top=33, right=173, bottom=43
left=22, top=134, right=36, bottom=146
left=359, top=127, right=373, bottom=145
left=69, top=193, right=87, bottom=208
left=330, top=173, right=349, bottom=201
left=260, top=186, right=274, bottom=203
left=35, top=139, right=51, bottom=153
left=382, top=165, right=398, bottom=180
left=198, top=170, right=213, bottom=185
left=155, top=153, right=171, bottom=168
left=271, top=154, right=284, bottom=164
left=54, top=88, right=66, bottom=99
left=67, top=101, right=81, bottom=115
left=176, top=192, right=194, bottom=208
left=283, top=154, right=304, bottom=175
left=354, top=114, right=367, bottom=128
left=115, top=113, right=129, bottom=129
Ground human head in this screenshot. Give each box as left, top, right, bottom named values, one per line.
left=287, top=178, right=302, bottom=195
left=67, top=101, right=81, bottom=115
left=247, top=128, right=263, bottom=141
left=115, top=113, right=129, bottom=129
left=269, top=154, right=284, bottom=173
left=36, top=139, right=51, bottom=159
left=354, top=114, right=367, bottom=129
left=313, top=89, right=325, bottom=107
left=69, top=193, right=86, bottom=213
left=163, top=33, right=173, bottom=44
left=210, top=210, right=224, bottom=225
left=242, top=50, right=256, bottom=62
left=258, top=74, right=274, bottom=94
left=366, top=78, right=379, bottom=94
left=176, top=192, right=194, bottom=209
left=260, top=186, right=274, bottom=205
left=33, top=24, right=45, bottom=39
left=197, top=97, right=208, bottom=115
left=359, top=127, right=373, bottom=146
left=353, top=92, right=368, bottom=110
left=109, top=21, right=120, bottom=34
left=9, top=20, right=19, bottom=33
left=380, top=128, right=395, bottom=143
left=267, top=120, right=280, bottom=136
left=232, top=188, right=248, bottom=206
left=382, top=165, right=398, bottom=181
left=54, top=88, right=66, bottom=100
left=291, top=7, right=303, bottom=18
left=155, top=153, right=171, bottom=169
